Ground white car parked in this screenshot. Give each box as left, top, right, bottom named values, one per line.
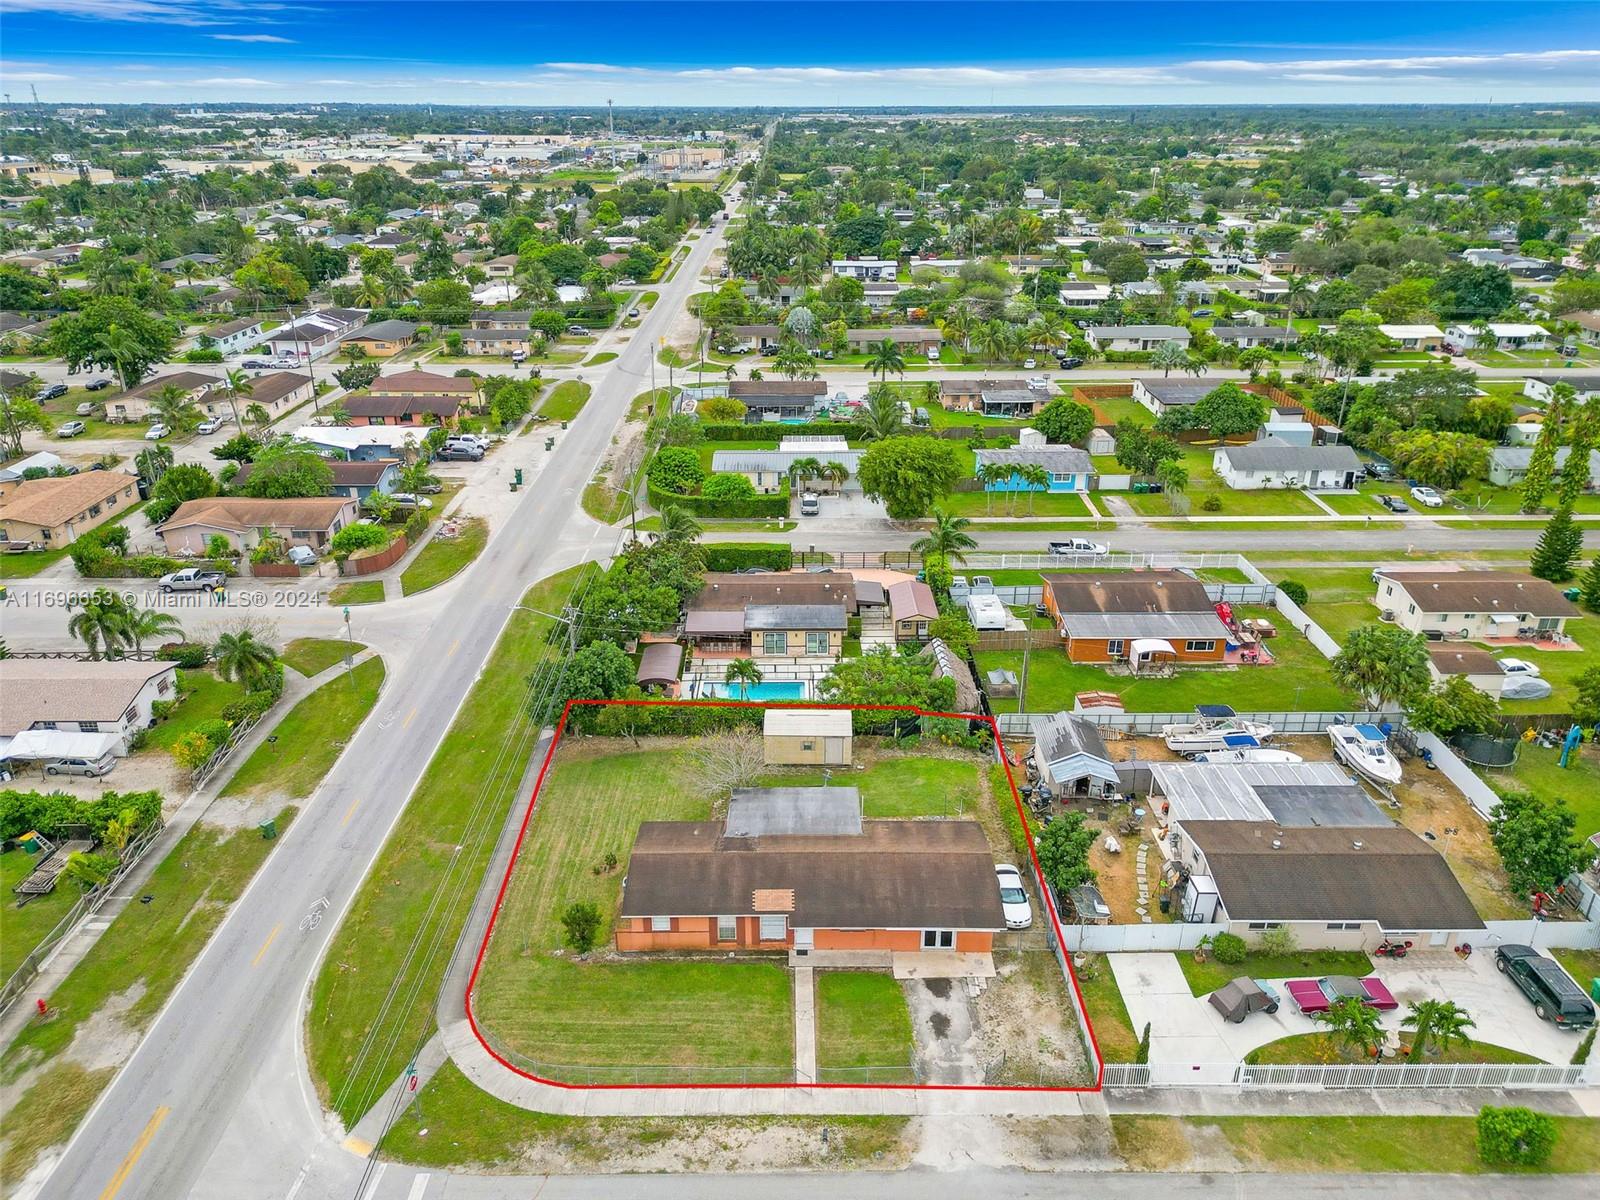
left=995, top=864, right=1034, bottom=930
left=1498, top=658, right=1542, bottom=677
left=145, top=423, right=170, bottom=440
left=196, top=417, right=224, bottom=434
left=1409, top=485, right=1444, bottom=507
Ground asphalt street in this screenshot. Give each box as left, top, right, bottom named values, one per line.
left=24, top=195, right=738, bottom=1200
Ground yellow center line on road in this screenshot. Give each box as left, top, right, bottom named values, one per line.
left=402, top=706, right=418, bottom=730
left=447, top=638, right=460, bottom=657
left=341, top=795, right=362, bottom=826
left=98, top=1106, right=169, bottom=1200
left=251, top=923, right=281, bottom=967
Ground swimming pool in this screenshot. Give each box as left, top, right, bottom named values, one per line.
left=695, top=680, right=809, bottom=700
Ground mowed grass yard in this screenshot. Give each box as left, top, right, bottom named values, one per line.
left=977, top=607, right=1352, bottom=714
left=281, top=637, right=365, bottom=677
left=0, top=848, right=78, bottom=980
left=142, top=669, right=247, bottom=751
left=755, top=751, right=984, bottom=818
left=400, top=516, right=488, bottom=596
left=814, top=971, right=915, bottom=1080
left=538, top=380, right=592, bottom=422
left=473, top=743, right=795, bottom=1081
left=1480, top=742, right=1600, bottom=841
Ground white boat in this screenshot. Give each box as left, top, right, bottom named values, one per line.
left=1162, top=706, right=1276, bottom=754
left=1188, top=735, right=1304, bottom=765
left=1328, top=722, right=1403, bottom=787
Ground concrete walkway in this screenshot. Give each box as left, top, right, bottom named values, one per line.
left=793, top=965, right=817, bottom=1084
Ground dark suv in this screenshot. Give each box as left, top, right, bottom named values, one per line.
left=1496, top=944, right=1595, bottom=1029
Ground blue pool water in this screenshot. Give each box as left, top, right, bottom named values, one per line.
left=697, top=681, right=809, bottom=700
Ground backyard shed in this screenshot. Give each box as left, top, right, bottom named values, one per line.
left=635, top=642, right=683, bottom=693
left=762, top=707, right=853, bottom=766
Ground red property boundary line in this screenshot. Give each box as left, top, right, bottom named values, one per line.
left=462, top=698, right=1106, bottom=1093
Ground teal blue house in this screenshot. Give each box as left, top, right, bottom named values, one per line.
left=976, top=446, right=1093, bottom=493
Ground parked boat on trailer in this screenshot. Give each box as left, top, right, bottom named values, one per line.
left=1162, top=705, right=1275, bottom=754
left=1328, top=721, right=1403, bottom=787
left=1187, top=735, right=1304, bottom=765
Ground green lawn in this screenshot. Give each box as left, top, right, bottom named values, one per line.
left=1113, top=1114, right=1600, bottom=1174
left=1177, top=948, right=1375, bottom=996
left=218, top=657, right=385, bottom=801
left=0, top=545, right=70, bottom=579
left=941, top=489, right=1093, bottom=518
left=142, top=669, right=248, bottom=751
left=1551, top=948, right=1600, bottom=993
left=1480, top=742, right=1600, bottom=841
left=582, top=473, right=631, bottom=524
left=538, top=381, right=592, bottom=422
left=1292, top=567, right=1384, bottom=642
left=329, top=580, right=385, bottom=606
left=1495, top=616, right=1600, bottom=717
left=0, top=811, right=294, bottom=1185
left=1073, top=954, right=1139, bottom=1063
left=473, top=743, right=794, bottom=1082
left=583, top=352, right=618, bottom=367
left=0, top=847, right=79, bottom=980
left=814, top=971, right=915, bottom=1080
left=1245, top=1031, right=1542, bottom=1066
left=281, top=637, right=366, bottom=677
left=1077, top=395, right=1154, bottom=428
left=308, top=565, right=597, bottom=1124
left=1125, top=480, right=1325, bottom=518
left=756, top=753, right=983, bottom=818
left=977, top=607, right=1351, bottom=714
left=399, top=516, right=488, bottom=596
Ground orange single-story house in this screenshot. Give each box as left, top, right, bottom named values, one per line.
left=617, top=787, right=1004, bottom=953
left=342, top=319, right=418, bottom=357
left=1041, top=569, right=1232, bottom=665
left=367, top=369, right=480, bottom=401
left=341, top=393, right=461, bottom=427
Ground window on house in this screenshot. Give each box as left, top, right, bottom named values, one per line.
left=106, top=493, right=118, bottom=507
left=758, top=914, right=787, bottom=941
left=804, top=630, right=829, bottom=655
left=38, top=721, right=57, bottom=730
left=79, top=721, right=99, bottom=733
left=762, top=631, right=787, bottom=655
left=88, top=505, right=102, bottom=517
left=801, top=740, right=814, bottom=751
left=717, top=916, right=737, bottom=942
left=1245, top=922, right=1281, bottom=931
left=1325, top=922, right=1361, bottom=931
left=922, top=929, right=955, bottom=949
left=1107, top=639, right=1125, bottom=657
left=1407, top=603, right=1416, bottom=615
left=1185, top=640, right=1216, bottom=653
left=650, top=916, right=672, bottom=932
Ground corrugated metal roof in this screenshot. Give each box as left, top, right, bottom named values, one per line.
left=1152, top=761, right=1356, bottom=823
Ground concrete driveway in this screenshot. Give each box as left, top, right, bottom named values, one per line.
left=1109, top=950, right=1583, bottom=1068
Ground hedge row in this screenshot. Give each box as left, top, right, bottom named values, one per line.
left=647, top=481, right=789, bottom=519
left=0, top=788, right=163, bottom=843
left=698, top=420, right=1019, bottom=445
left=702, top=543, right=794, bottom=572
left=81, top=556, right=238, bottom=580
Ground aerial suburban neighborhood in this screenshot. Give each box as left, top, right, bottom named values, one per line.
left=0, top=3, right=1599, bottom=1199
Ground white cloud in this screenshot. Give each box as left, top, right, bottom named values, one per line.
left=3, top=0, right=285, bottom=25
left=210, top=33, right=295, bottom=44
left=3, top=71, right=75, bottom=81
left=191, top=76, right=278, bottom=86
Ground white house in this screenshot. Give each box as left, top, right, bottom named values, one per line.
left=0, top=659, right=180, bottom=759
left=208, top=315, right=264, bottom=355
left=830, top=258, right=897, bottom=282
left=1058, top=282, right=1111, bottom=308
left=1426, top=647, right=1505, bottom=700
left=1374, top=570, right=1581, bottom=640
left=1212, top=437, right=1362, bottom=490
left=1085, top=324, right=1191, bottom=353
left=1444, top=322, right=1550, bottom=351
left=1523, top=374, right=1600, bottom=405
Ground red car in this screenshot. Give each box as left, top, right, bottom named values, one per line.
left=1285, top=975, right=1398, bottom=1014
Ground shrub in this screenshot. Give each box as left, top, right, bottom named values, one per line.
left=221, top=690, right=278, bottom=724
left=0, top=788, right=162, bottom=842
left=702, top=543, right=793, bottom=572
left=560, top=901, right=603, bottom=952
left=645, top=480, right=788, bottom=519
left=182, top=347, right=224, bottom=363
left=1276, top=579, right=1309, bottom=606
left=994, top=771, right=1030, bottom=857
left=330, top=522, right=393, bottom=556
left=1200, top=494, right=1223, bottom=512
left=149, top=699, right=178, bottom=722
left=1210, top=932, right=1248, bottom=963
left=171, top=730, right=217, bottom=773
left=700, top=472, right=757, bottom=501
left=647, top=446, right=705, bottom=494
left=1572, top=1027, right=1594, bottom=1066
left=1257, top=925, right=1297, bottom=958
left=157, top=641, right=211, bottom=668
left=193, top=718, right=234, bottom=749
left=1476, top=1106, right=1556, bottom=1167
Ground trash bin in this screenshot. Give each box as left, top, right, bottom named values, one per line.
left=258, top=818, right=277, bottom=841
left=1159, top=893, right=1171, bottom=914
left=514, top=468, right=524, bottom=486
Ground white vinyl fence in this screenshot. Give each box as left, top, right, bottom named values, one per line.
left=1103, top=1062, right=1594, bottom=1090
left=996, top=709, right=1405, bottom=738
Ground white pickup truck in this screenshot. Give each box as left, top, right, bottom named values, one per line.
left=158, top=567, right=227, bottom=593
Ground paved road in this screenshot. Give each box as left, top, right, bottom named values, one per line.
left=26, top=197, right=738, bottom=1200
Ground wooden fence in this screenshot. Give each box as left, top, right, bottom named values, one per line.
left=341, top=535, right=408, bottom=576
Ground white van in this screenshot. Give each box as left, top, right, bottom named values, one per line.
left=800, top=492, right=820, bottom=516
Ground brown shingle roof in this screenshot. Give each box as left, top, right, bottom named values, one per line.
left=619, top=818, right=1004, bottom=931
left=1183, top=820, right=1484, bottom=930
left=0, top=659, right=175, bottom=736
left=1428, top=647, right=1503, bottom=676
left=157, top=496, right=352, bottom=532
left=728, top=380, right=827, bottom=398
left=0, top=472, right=139, bottom=529
left=691, top=572, right=857, bottom=613
left=1044, top=569, right=1213, bottom=615
left=1383, top=571, right=1580, bottom=620
left=343, top=394, right=460, bottom=419
left=367, top=369, right=478, bottom=395
left=242, top=370, right=312, bottom=407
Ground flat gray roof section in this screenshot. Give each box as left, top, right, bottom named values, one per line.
left=1253, top=784, right=1387, bottom=828
left=1151, top=761, right=1357, bottom=824
left=725, top=787, right=863, bottom=838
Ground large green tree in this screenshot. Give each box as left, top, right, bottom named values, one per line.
left=1191, top=382, right=1268, bottom=439
left=818, top=645, right=957, bottom=728
left=48, top=297, right=176, bottom=389
left=857, top=436, right=962, bottom=521
left=236, top=442, right=334, bottom=499
left=1331, top=624, right=1430, bottom=707
left=1529, top=506, right=1584, bottom=582
left=1489, top=791, right=1584, bottom=897
left=1033, top=396, right=1095, bottom=445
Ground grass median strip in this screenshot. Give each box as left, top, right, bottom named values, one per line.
left=0, top=809, right=296, bottom=1184
left=330, top=580, right=385, bottom=606
left=400, top=516, right=488, bottom=596
left=282, top=637, right=367, bottom=677
left=219, top=657, right=385, bottom=802
left=307, top=564, right=595, bottom=1127
left=539, top=381, right=592, bottom=422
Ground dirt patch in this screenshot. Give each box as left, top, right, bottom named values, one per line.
left=1111, top=1114, right=1196, bottom=1170
left=1391, top=759, right=1522, bottom=920
left=200, top=790, right=289, bottom=831
left=901, top=976, right=981, bottom=1084
left=973, top=950, right=1090, bottom=1086
left=998, top=1116, right=1121, bottom=1169
left=2, top=981, right=147, bottom=1106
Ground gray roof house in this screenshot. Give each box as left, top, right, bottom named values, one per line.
left=1085, top=324, right=1191, bottom=353
left=1210, top=325, right=1299, bottom=347
left=1213, top=437, right=1363, bottom=490
left=1489, top=445, right=1600, bottom=489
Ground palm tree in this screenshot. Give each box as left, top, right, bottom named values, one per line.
left=1315, top=996, right=1386, bottom=1060
left=975, top=320, right=1012, bottom=365
left=786, top=455, right=823, bottom=491
left=912, top=509, right=977, bottom=564
left=1016, top=463, right=1051, bottom=515
left=1148, top=340, right=1187, bottom=377
left=213, top=630, right=278, bottom=689
left=220, top=367, right=253, bottom=428
left=867, top=338, right=906, bottom=382
left=100, top=324, right=148, bottom=390
left=102, top=806, right=142, bottom=855
left=774, top=342, right=815, bottom=381
left=724, top=657, right=763, bottom=700
left=1402, top=999, right=1475, bottom=1061
left=354, top=274, right=386, bottom=309
left=68, top=590, right=135, bottom=660
left=124, top=607, right=183, bottom=656
left=381, top=266, right=412, bottom=306
left=939, top=302, right=977, bottom=357
left=244, top=402, right=271, bottom=431
left=1283, top=274, right=1312, bottom=330
left=821, top=460, right=850, bottom=492
left=150, top=385, right=203, bottom=433
left=852, top=386, right=905, bottom=441
left=396, top=460, right=438, bottom=494
left=653, top=504, right=701, bottom=545
left=1180, top=354, right=1208, bottom=379
left=975, top=461, right=1009, bottom=514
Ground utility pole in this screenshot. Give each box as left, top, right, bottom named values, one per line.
left=343, top=606, right=356, bottom=688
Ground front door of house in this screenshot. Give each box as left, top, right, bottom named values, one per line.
left=793, top=927, right=814, bottom=952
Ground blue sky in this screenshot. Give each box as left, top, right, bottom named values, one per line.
left=3, top=1, right=1599, bottom=106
